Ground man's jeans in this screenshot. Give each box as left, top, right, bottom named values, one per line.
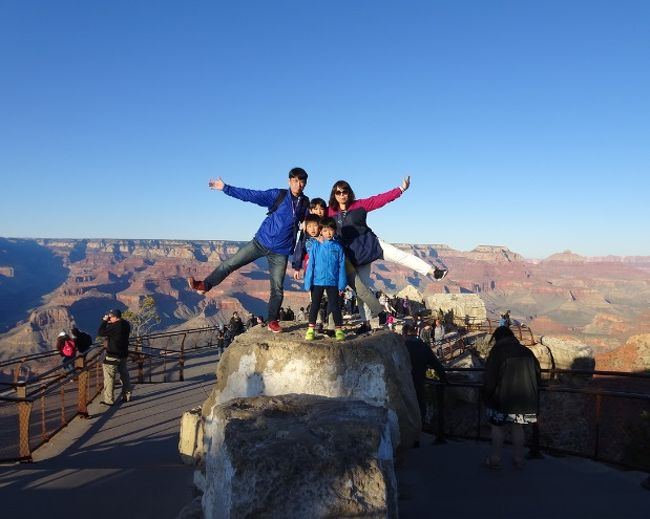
left=102, top=357, right=131, bottom=404
left=204, top=239, right=288, bottom=322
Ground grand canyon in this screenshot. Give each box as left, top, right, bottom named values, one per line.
left=1, top=237, right=649, bottom=372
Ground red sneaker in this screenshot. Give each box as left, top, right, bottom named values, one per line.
left=267, top=320, right=282, bottom=333
left=187, top=277, right=207, bottom=295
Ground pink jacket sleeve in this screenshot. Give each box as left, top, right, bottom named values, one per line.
left=350, top=187, right=402, bottom=212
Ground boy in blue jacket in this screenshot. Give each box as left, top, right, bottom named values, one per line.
left=304, top=217, right=347, bottom=341
left=187, top=168, right=309, bottom=333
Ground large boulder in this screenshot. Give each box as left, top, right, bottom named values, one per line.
left=538, top=335, right=595, bottom=371
left=425, top=294, right=487, bottom=325
left=199, top=394, right=397, bottom=519
left=201, top=327, right=420, bottom=457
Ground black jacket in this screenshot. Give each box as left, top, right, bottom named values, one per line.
left=404, top=336, right=447, bottom=385
left=483, top=336, right=541, bottom=414
left=98, top=319, right=131, bottom=358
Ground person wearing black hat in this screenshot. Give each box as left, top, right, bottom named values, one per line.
left=97, top=308, right=132, bottom=405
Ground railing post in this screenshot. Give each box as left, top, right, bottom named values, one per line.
left=434, top=383, right=447, bottom=444
left=594, top=393, right=602, bottom=460
left=76, top=356, right=88, bottom=418
left=476, top=387, right=483, bottom=441
left=179, top=333, right=187, bottom=382
left=137, top=353, right=145, bottom=384
left=16, top=383, right=33, bottom=462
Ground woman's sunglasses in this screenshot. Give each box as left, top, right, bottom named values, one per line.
left=335, top=189, right=349, bottom=195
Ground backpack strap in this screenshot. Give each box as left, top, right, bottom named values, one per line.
left=266, top=189, right=288, bottom=215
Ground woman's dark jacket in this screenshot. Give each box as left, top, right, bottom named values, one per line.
left=483, top=336, right=541, bottom=414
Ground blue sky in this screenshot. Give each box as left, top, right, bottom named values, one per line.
left=1, top=0, right=648, bottom=259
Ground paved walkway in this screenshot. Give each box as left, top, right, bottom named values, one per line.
left=397, top=435, right=650, bottom=519
left=1, top=346, right=649, bottom=519
left=0, top=348, right=220, bottom=519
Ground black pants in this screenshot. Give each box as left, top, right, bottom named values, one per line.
left=309, top=286, right=342, bottom=327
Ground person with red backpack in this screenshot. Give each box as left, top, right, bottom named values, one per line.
left=55, top=331, right=77, bottom=373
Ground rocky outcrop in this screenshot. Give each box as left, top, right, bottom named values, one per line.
left=3, top=237, right=650, bottom=362
left=425, top=293, right=487, bottom=324
left=199, top=394, right=397, bottom=519
left=201, top=326, right=420, bottom=456
left=538, top=335, right=595, bottom=371
left=596, top=334, right=650, bottom=372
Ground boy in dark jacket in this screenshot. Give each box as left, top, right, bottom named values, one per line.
left=188, top=168, right=309, bottom=334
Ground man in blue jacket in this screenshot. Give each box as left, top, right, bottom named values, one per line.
left=188, top=167, right=309, bottom=333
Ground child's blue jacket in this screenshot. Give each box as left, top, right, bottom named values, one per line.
left=304, top=238, right=347, bottom=291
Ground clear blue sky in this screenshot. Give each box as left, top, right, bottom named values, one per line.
left=1, top=0, right=648, bottom=258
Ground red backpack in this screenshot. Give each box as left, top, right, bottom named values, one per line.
left=62, top=339, right=76, bottom=357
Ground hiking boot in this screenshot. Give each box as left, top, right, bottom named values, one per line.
left=432, top=267, right=448, bottom=281
left=267, top=320, right=282, bottom=333
left=335, top=329, right=346, bottom=341
left=305, top=327, right=315, bottom=341
left=187, top=277, right=207, bottom=294
left=355, top=323, right=372, bottom=335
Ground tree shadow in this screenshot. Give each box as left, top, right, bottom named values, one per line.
left=231, top=292, right=267, bottom=316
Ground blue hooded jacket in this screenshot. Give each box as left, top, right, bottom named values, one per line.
left=304, top=238, right=347, bottom=292
left=223, top=185, right=308, bottom=255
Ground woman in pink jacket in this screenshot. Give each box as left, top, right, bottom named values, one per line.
left=328, top=176, right=447, bottom=334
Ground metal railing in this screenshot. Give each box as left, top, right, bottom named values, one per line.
left=0, top=326, right=222, bottom=463
left=424, top=366, right=650, bottom=472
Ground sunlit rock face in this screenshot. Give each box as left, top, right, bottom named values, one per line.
left=201, top=326, right=421, bottom=458
left=201, top=394, right=397, bottom=519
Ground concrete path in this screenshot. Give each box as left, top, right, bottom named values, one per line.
left=0, top=348, right=220, bottom=519
left=1, top=345, right=649, bottom=519
left=397, top=434, right=650, bottom=519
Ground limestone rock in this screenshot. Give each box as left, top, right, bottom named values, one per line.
left=539, top=335, right=595, bottom=371
left=445, top=350, right=484, bottom=403
left=179, top=407, right=204, bottom=465
left=201, top=327, right=420, bottom=457
left=425, top=293, right=487, bottom=325
left=202, top=394, right=397, bottom=519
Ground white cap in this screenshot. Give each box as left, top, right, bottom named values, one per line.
left=58, top=331, right=67, bottom=337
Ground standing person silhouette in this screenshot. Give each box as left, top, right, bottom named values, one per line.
left=188, top=168, right=309, bottom=333
left=98, top=309, right=132, bottom=405
left=482, top=326, right=541, bottom=469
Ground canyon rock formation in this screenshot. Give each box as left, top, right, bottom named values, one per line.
left=2, top=237, right=649, bottom=371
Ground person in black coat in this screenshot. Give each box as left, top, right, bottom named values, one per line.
left=403, top=323, right=447, bottom=442
left=482, top=326, right=541, bottom=469
left=97, top=308, right=132, bottom=405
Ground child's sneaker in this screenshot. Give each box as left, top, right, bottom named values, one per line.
left=187, top=277, right=207, bottom=294
left=268, top=320, right=282, bottom=333
left=305, top=327, right=315, bottom=341
left=334, top=329, right=346, bottom=341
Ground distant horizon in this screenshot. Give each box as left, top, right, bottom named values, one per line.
left=3, top=234, right=649, bottom=262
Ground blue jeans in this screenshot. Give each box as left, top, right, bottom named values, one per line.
left=204, top=238, right=288, bottom=322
